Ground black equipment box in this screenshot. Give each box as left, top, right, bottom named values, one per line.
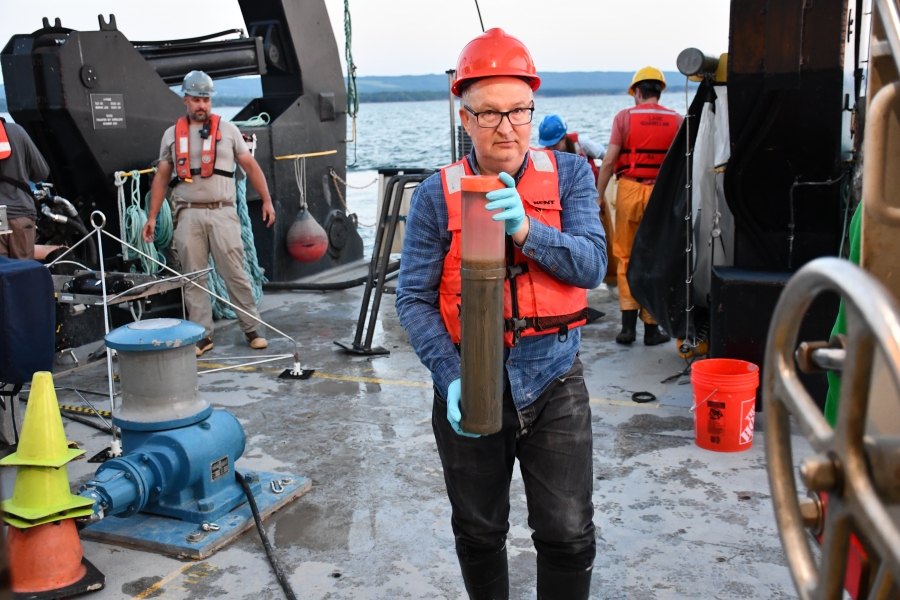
left=710, top=266, right=839, bottom=411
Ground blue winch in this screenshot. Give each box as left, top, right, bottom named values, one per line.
left=79, top=319, right=256, bottom=523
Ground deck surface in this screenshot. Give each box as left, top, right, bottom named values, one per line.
left=2, top=283, right=812, bottom=599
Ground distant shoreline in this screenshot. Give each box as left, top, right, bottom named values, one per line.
left=0, top=89, right=642, bottom=112
left=0, top=85, right=700, bottom=112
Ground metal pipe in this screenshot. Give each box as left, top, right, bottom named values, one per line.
left=459, top=176, right=506, bottom=435
left=136, top=37, right=266, bottom=85
left=94, top=217, right=121, bottom=456
left=864, top=82, right=900, bottom=226
left=447, top=69, right=457, bottom=163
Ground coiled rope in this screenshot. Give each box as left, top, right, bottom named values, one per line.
left=207, top=173, right=268, bottom=320
left=231, top=112, right=271, bottom=128
left=114, top=170, right=171, bottom=274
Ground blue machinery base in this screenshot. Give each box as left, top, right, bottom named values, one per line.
left=81, top=472, right=311, bottom=559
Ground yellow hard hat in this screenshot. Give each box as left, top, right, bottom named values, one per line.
left=629, top=66, right=666, bottom=96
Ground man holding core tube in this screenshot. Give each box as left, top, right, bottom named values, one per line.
left=395, top=28, right=606, bottom=600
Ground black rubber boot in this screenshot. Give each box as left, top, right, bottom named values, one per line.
left=536, top=563, right=592, bottom=600
left=458, top=546, right=509, bottom=600
left=643, top=322, right=671, bottom=346
left=615, top=310, right=638, bottom=344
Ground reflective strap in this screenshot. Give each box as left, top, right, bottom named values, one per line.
left=445, top=163, right=465, bottom=194
left=179, top=137, right=189, bottom=153
left=530, top=150, right=554, bottom=172
left=202, top=137, right=213, bottom=151
left=0, top=142, right=10, bottom=153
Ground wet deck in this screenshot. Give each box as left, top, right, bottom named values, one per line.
left=5, top=283, right=810, bottom=599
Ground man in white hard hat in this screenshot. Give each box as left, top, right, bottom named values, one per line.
left=142, top=70, right=275, bottom=357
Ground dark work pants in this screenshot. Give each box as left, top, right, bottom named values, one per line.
left=432, top=357, right=596, bottom=574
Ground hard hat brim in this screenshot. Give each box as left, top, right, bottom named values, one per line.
left=183, top=92, right=216, bottom=98
left=539, top=132, right=566, bottom=147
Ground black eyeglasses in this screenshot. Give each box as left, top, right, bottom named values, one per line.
left=464, top=104, right=535, bottom=128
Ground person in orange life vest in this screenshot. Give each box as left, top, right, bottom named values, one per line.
left=0, top=118, right=50, bottom=260
left=141, top=71, right=276, bottom=357
left=395, top=29, right=605, bottom=600
left=538, top=114, right=617, bottom=288
left=595, top=67, right=682, bottom=346
left=537, top=114, right=605, bottom=183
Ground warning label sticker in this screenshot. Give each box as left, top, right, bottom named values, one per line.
left=210, top=456, right=229, bottom=482
left=707, top=401, right=726, bottom=438
left=90, top=94, right=126, bottom=129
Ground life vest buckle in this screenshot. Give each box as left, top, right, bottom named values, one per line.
left=505, top=263, right=529, bottom=280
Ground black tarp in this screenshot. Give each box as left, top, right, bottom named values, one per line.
left=627, top=81, right=711, bottom=341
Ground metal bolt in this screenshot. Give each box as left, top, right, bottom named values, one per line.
left=186, top=531, right=203, bottom=543
left=140, top=454, right=150, bottom=463
left=124, top=472, right=132, bottom=480
left=200, top=422, right=211, bottom=430
left=198, top=499, right=214, bottom=512
left=799, top=493, right=824, bottom=535
left=800, top=454, right=838, bottom=491
left=153, top=486, right=162, bottom=494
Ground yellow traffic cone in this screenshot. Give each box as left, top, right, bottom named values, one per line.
left=0, top=372, right=84, bottom=467
left=2, top=465, right=94, bottom=528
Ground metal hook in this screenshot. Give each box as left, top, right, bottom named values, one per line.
left=270, top=480, right=285, bottom=494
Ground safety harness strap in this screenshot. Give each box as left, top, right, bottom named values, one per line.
left=0, top=174, right=33, bottom=196
left=504, top=307, right=589, bottom=342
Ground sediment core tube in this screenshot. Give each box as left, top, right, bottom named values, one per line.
left=459, top=175, right=506, bottom=434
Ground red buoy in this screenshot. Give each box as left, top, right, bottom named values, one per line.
left=286, top=206, right=328, bottom=263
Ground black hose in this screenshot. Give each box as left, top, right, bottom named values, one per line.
left=236, top=472, right=298, bottom=600
left=262, top=260, right=399, bottom=291
left=61, top=412, right=111, bottom=434
left=68, top=217, right=99, bottom=266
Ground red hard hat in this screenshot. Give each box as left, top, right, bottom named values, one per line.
left=451, top=28, right=541, bottom=97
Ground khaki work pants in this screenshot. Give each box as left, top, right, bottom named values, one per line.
left=0, top=217, right=35, bottom=260
left=612, top=177, right=656, bottom=324
left=174, top=205, right=261, bottom=337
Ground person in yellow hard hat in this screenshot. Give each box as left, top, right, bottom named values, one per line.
left=596, top=67, right=682, bottom=346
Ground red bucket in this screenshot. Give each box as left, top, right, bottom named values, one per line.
left=690, top=359, right=759, bottom=452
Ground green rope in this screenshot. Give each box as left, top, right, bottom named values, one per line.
left=231, top=112, right=271, bottom=128
left=207, top=175, right=268, bottom=320
left=344, top=0, right=359, bottom=119
left=121, top=170, right=170, bottom=274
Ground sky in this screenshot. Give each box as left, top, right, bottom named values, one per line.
left=1, top=0, right=731, bottom=82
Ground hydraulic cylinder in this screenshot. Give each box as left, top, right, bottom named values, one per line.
left=459, top=175, right=506, bottom=434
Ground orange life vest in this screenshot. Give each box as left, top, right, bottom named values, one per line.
left=438, top=150, right=589, bottom=347
left=614, top=104, right=680, bottom=180
left=567, top=132, right=599, bottom=182
left=173, top=114, right=231, bottom=184
left=0, top=121, right=11, bottom=161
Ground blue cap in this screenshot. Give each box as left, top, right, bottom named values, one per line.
left=105, top=318, right=205, bottom=352
left=538, top=114, right=567, bottom=147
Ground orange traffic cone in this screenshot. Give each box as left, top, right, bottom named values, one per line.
left=7, top=518, right=86, bottom=593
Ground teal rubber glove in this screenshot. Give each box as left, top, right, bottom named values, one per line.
left=446, top=379, right=481, bottom=438
left=485, top=172, right=526, bottom=235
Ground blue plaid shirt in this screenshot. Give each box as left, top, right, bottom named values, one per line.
left=395, top=151, right=606, bottom=410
